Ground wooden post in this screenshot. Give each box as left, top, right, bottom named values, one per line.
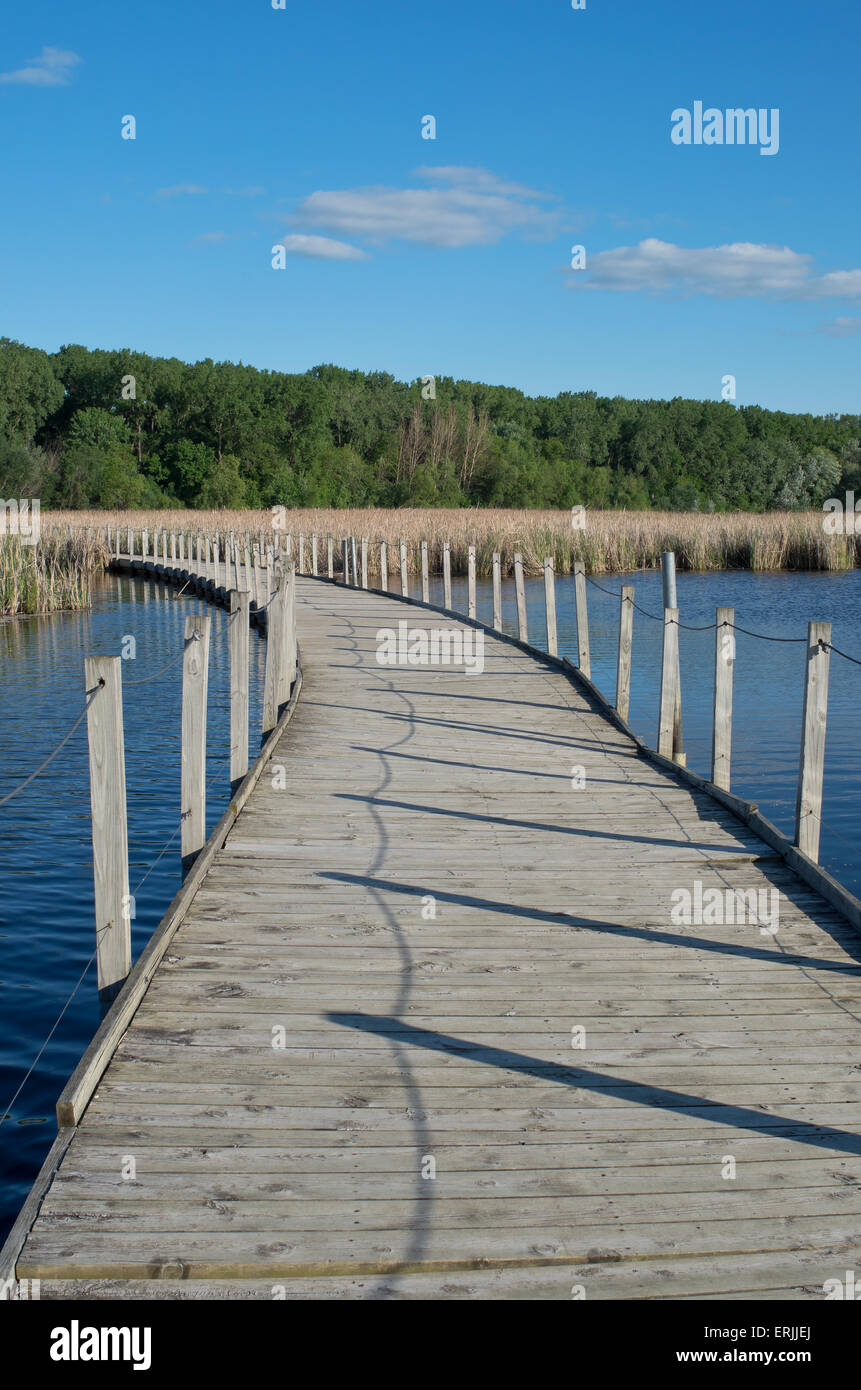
left=492, top=552, right=502, bottom=631
left=795, top=621, right=832, bottom=862
left=421, top=541, right=430, bottom=603
left=262, top=569, right=288, bottom=734
left=142, top=528, right=149, bottom=560
left=179, top=533, right=185, bottom=564
left=115, top=529, right=121, bottom=561
left=311, top=534, right=318, bottom=576
left=616, top=586, right=634, bottom=723
left=543, top=557, right=557, bottom=656
left=84, top=656, right=131, bottom=999
left=285, top=564, right=297, bottom=691
left=181, top=614, right=210, bottom=872
left=127, top=525, right=133, bottom=558
left=298, top=533, right=305, bottom=575
left=341, top=538, right=349, bottom=585
left=351, top=536, right=358, bottom=589
left=327, top=535, right=334, bottom=579
left=361, top=537, right=368, bottom=589
left=443, top=542, right=452, bottom=610
left=399, top=540, right=409, bottom=597
left=658, top=608, right=679, bottom=760
left=712, top=607, right=735, bottom=791
left=468, top=546, right=477, bottom=619
left=380, top=541, right=388, bottom=592
left=662, top=551, right=685, bottom=766
left=229, top=590, right=250, bottom=790
left=513, top=553, right=528, bottom=642
left=574, top=562, right=591, bottom=679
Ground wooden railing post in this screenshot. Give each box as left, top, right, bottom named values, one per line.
left=492, top=552, right=502, bottom=631
left=142, top=528, right=149, bottom=560
left=573, top=562, right=591, bottom=678
left=712, top=607, right=735, bottom=791
left=311, top=534, right=318, bottom=577
left=421, top=541, right=430, bottom=602
left=513, top=553, right=528, bottom=642
left=262, top=568, right=288, bottom=734
left=616, top=586, right=634, bottom=723
left=543, top=557, right=557, bottom=656
left=658, top=608, right=679, bottom=760
left=443, top=542, right=452, bottom=610
left=287, top=564, right=297, bottom=687
left=127, top=525, right=133, bottom=558
left=380, top=540, right=388, bottom=592
left=468, top=546, right=477, bottom=620
left=229, top=590, right=250, bottom=789
left=84, top=656, right=131, bottom=999
left=361, top=537, right=368, bottom=590
left=327, top=535, right=334, bottom=580
left=399, top=540, right=409, bottom=597
left=795, top=622, right=831, bottom=862
left=298, top=533, right=305, bottom=575
left=341, top=538, right=349, bottom=585
left=350, top=536, right=358, bottom=588
left=662, top=551, right=685, bottom=765
left=181, top=614, right=211, bottom=872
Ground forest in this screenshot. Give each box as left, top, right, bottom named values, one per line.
left=1, top=336, right=859, bottom=513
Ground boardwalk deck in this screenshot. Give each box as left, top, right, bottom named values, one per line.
left=12, top=578, right=861, bottom=1299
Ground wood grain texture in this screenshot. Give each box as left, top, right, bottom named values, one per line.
left=15, top=579, right=861, bottom=1301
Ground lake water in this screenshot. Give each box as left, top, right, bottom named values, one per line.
left=2, top=564, right=861, bottom=1245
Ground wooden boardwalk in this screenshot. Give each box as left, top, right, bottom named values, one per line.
left=12, top=578, right=861, bottom=1299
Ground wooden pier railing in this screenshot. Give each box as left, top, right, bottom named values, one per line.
left=95, top=520, right=836, bottom=886
left=87, top=535, right=299, bottom=999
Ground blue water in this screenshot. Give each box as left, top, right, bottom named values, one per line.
left=2, top=564, right=861, bottom=1246
left=0, top=572, right=266, bottom=1246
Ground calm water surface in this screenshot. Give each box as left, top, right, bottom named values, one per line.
left=0, top=573, right=266, bottom=1245
left=2, top=565, right=860, bottom=1244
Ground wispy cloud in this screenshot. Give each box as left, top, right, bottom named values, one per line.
left=289, top=167, right=563, bottom=250
left=567, top=238, right=861, bottom=300
left=0, top=46, right=81, bottom=87
left=156, top=184, right=208, bottom=198
left=279, top=234, right=369, bottom=262
left=189, top=231, right=231, bottom=247
left=819, top=317, right=861, bottom=338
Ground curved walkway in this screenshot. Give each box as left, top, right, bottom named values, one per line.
left=16, top=578, right=861, bottom=1299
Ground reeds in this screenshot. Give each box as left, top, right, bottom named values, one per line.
left=0, top=531, right=108, bottom=616
left=43, top=507, right=857, bottom=577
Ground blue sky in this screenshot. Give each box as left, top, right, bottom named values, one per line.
left=1, top=0, right=859, bottom=414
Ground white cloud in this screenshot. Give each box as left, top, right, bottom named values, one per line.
left=190, top=231, right=231, bottom=246
left=568, top=238, right=861, bottom=300
left=290, top=166, right=562, bottom=249
left=279, top=234, right=369, bottom=261
left=819, top=317, right=861, bottom=338
left=0, top=46, right=81, bottom=86
left=157, top=184, right=208, bottom=198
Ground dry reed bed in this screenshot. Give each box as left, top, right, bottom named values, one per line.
left=0, top=532, right=108, bottom=617
left=43, top=508, right=855, bottom=577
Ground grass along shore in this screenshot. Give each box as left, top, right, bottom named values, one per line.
left=44, top=507, right=856, bottom=577
left=0, top=531, right=107, bottom=617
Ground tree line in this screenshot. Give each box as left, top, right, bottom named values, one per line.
left=1, top=336, right=859, bottom=512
